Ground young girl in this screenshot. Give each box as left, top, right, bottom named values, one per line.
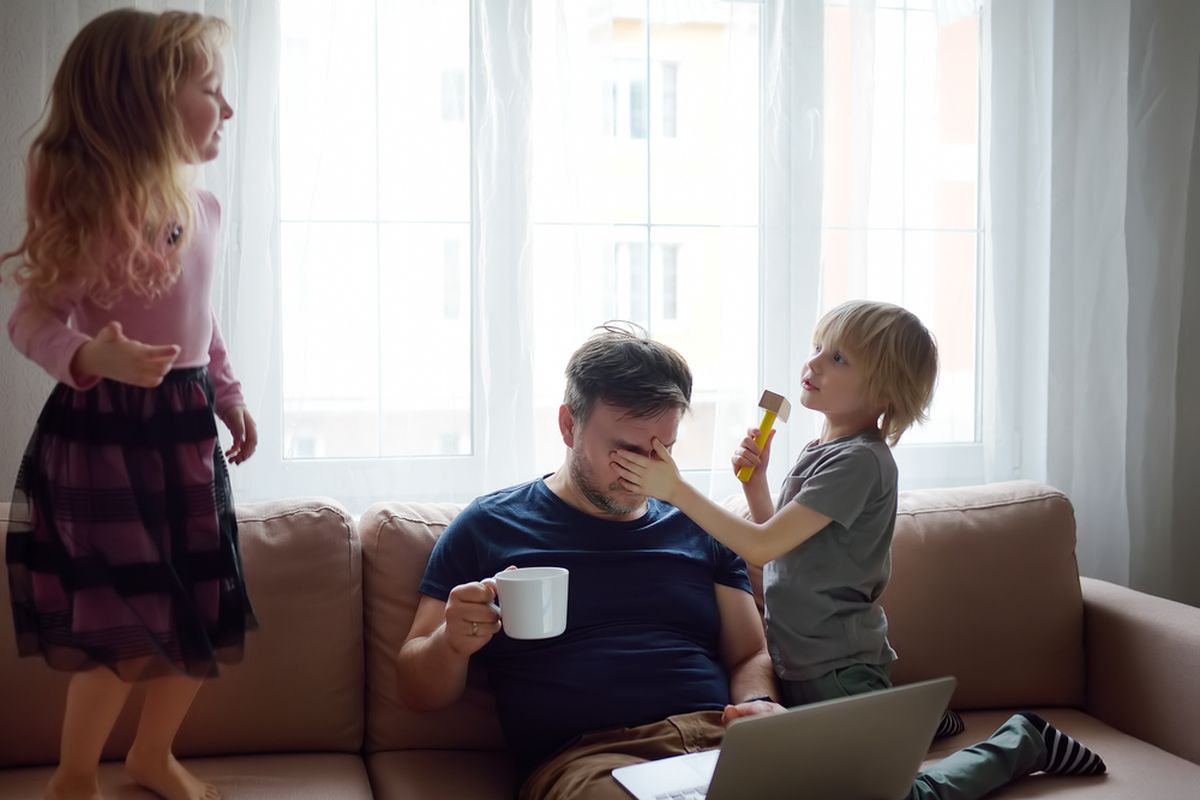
left=2, top=10, right=254, bottom=800
left=613, top=301, right=1106, bottom=798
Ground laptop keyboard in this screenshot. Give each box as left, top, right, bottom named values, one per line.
left=654, top=786, right=707, bottom=800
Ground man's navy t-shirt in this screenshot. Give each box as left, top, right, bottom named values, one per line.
left=419, top=478, right=751, bottom=771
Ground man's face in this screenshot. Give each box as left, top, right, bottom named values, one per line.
left=564, top=402, right=682, bottom=518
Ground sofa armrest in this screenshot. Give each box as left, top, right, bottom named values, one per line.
left=1082, top=576, right=1200, bottom=765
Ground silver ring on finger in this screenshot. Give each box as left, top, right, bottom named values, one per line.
left=470, top=621, right=479, bottom=637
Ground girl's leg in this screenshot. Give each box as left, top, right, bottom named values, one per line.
left=124, top=675, right=219, bottom=800
left=47, top=668, right=134, bottom=800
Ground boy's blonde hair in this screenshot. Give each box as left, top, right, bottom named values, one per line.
left=1, top=9, right=230, bottom=307
left=812, top=300, right=938, bottom=446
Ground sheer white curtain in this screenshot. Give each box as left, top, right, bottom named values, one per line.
left=220, top=0, right=785, bottom=511
left=791, top=0, right=987, bottom=486
left=983, top=0, right=1200, bottom=604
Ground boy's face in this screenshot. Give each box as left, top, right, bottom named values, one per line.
left=800, top=341, right=883, bottom=437
left=559, top=401, right=681, bottom=519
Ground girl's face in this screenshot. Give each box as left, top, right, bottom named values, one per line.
left=174, top=49, right=233, bottom=163
left=800, top=340, right=883, bottom=439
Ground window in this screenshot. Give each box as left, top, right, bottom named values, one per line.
left=273, top=0, right=981, bottom=506
left=441, top=69, right=466, bottom=123
left=443, top=239, right=463, bottom=320
left=528, top=2, right=760, bottom=474
left=821, top=0, right=981, bottom=446
left=609, top=59, right=681, bottom=139
left=608, top=242, right=682, bottom=322
left=281, top=0, right=471, bottom=460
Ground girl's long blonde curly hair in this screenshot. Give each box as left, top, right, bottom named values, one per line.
left=1, top=9, right=229, bottom=307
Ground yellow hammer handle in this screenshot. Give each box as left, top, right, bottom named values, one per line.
left=736, top=410, right=778, bottom=483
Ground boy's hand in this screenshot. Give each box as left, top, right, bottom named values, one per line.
left=73, top=321, right=180, bottom=387
left=731, top=427, right=775, bottom=485
left=611, top=439, right=682, bottom=504
left=220, top=405, right=258, bottom=464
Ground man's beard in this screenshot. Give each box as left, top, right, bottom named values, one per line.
left=569, top=448, right=644, bottom=517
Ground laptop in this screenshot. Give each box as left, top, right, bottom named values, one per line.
left=612, top=675, right=956, bottom=800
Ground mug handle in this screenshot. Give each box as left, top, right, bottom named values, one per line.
left=483, top=565, right=518, bottom=616
left=482, top=576, right=501, bottom=616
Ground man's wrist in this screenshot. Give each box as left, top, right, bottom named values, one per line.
left=742, top=694, right=775, bottom=704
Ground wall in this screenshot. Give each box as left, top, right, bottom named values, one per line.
left=1, top=3, right=58, bottom=495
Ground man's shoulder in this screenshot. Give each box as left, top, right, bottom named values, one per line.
left=472, top=477, right=547, bottom=512
left=448, top=478, right=550, bottom=531
left=646, top=498, right=699, bottom=530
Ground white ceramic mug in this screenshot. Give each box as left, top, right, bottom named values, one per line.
left=490, top=567, right=569, bottom=640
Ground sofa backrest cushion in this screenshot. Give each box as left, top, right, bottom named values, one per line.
left=883, top=481, right=1086, bottom=709
left=360, top=502, right=506, bottom=754
left=729, top=480, right=1085, bottom=710
left=354, top=480, right=1085, bottom=756
left=0, top=499, right=364, bottom=767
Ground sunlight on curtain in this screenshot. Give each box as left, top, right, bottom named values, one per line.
left=819, top=0, right=981, bottom=447
left=525, top=1, right=762, bottom=479
left=224, top=0, right=986, bottom=510
left=223, top=0, right=775, bottom=509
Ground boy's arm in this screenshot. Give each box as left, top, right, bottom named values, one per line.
left=671, top=480, right=830, bottom=567
left=743, top=480, right=775, bottom=524
left=615, top=441, right=831, bottom=566
left=732, top=428, right=777, bottom=523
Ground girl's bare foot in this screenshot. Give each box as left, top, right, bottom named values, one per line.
left=124, top=748, right=219, bottom=800
left=44, top=770, right=102, bottom=800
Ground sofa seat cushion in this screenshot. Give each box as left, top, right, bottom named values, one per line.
left=923, top=709, right=1200, bottom=798
left=368, top=750, right=517, bottom=799
left=0, top=753, right=373, bottom=799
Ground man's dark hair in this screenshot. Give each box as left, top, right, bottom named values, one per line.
left=563, top=322, right=693, bottom=424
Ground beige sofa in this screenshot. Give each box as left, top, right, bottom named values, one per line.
left=1, top=481, right=1198, bottom=798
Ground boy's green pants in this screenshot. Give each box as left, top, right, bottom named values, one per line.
left=781, top=663, right=1047, bottom=800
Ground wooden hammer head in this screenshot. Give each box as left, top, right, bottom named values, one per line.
left=758, top=390, right=791, bottom=422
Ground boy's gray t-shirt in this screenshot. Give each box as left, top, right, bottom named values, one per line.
left=764, top=429, right=898, bottom=681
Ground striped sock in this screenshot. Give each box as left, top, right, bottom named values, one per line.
left=933, top=709, right=965, bottom=739
left=1019, top=712, right=1107, bottom=776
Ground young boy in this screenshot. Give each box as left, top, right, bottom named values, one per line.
left=613, top=300, right=1106, bottom=798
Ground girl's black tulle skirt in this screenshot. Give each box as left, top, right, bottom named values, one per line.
left=5, top=367, right=256, bottom=681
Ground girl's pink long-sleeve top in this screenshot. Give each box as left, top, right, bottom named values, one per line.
left=7, top=190, right=245, bottom=413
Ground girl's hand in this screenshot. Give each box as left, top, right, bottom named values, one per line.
left=611, top=439, right=683, bottom=504
left=73, top=321, right=180, bottom=387
left=220, top=405, right=258, bottom=464
left=731, top=427, right=775, bottom=485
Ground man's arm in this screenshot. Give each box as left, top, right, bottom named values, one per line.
left=396, top=581, right=501, bottom=711
left=714, top=583, right=779, bottom=709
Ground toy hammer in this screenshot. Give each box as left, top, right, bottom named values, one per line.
left=736, top=390, right=791, bottom=483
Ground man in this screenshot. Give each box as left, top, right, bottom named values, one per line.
left=396, top=324, right=780, bottom=800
